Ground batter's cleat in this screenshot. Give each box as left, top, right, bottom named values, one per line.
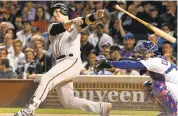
left=100, top=102, right=112, bottom=116
left=14, top=108, right=35, bottom=116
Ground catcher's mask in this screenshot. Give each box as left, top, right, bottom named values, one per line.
left=133, top=41, right=160, bottom=59
left=50, top=3, right=69, bottom=16
left=142, top=81, right=153, bottom=92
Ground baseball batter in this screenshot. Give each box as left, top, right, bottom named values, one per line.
left=14, top=3, right=111, bottom=116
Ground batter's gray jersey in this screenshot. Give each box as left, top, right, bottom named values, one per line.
left=48, top=23, right=81, bottom=59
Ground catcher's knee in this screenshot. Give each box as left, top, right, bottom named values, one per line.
left=151, top=82, right=166, bottom=97
left=151, top=82, right=177, bottom=114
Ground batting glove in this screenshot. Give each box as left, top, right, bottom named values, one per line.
left=72, top=17, right=84, bottom=26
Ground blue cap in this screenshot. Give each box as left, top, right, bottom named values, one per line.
left=124, top=32, right=135, bottom=39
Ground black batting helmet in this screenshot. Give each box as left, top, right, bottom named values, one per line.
left=49, top=3, right=69, bottom=16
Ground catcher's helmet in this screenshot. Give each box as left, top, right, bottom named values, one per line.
left=134, top=41, right=159, bottom=59
left=50, top=3, right=69, bottom=16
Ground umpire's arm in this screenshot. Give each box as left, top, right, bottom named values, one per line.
left=49, top=9, right=105, bottom=36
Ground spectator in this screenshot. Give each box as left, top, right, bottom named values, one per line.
left=1, top=33, right=14, bottom=54
left=82, top=3, right=92, bottom=17
left=81, top=52, right=96, bottom=75
left=0, top=48, right=8, bottom=59
left=87, top=55, right=112, bottom=75
left=16, top=20, right=32, bottom=49
left=157, top=23, right=174, bottom=46
left=14, top=16, right=23, bottom=32
left=0, top=22, right=9, bottom=43
left=28, top=35, right=51, bottom=56
left=22, top=6, right=30, bottom=21
left=6, top=28, right=17, bottom=39
left=0, top=8, right=11, bottom=22
left=100, top=11, right=110, bottom=34
left=148, top=34, right=158, bottom=45
left=109, top=19, right=125, bottom=45
left=9, top=4, right=21, bottom=25
left=121, top=4, right=149, bottom=35
left=101, top=42, right=111, bottom=60
left=161, top=41, right=176, bottom=63
left=32, top=7, right=48, bottom=33
left=141, top=2, right=151, bottom=17
left=0, top=1, right=9, bottom=10
left=31, top=27, right=41, bottom=36
left=108, top=45, right=123, bottom=75
left=34, top=42, right=52, bottom=74
left=120, top=32, right=135, bottom=58
left=94, top=1, right=104, bottom=10
left=109, top=45, right=139, bottom=75
left=86, top=22, right=97, bottom=35
left=71, top=1, right=84, bottom=18
left=93, top=1, right=109, bottom=14
left=110, top=45, right=121, bottom=61
left=28, top=35, right=45, bottom=50
left=80, top=30, right=94, bottom=63
left=87, top=1, right=95, bottom=13
left=159, top=1, right=177, bottom=30
left=0, top=58, right=17, bottom=79
left=25, top=1, right=36, bottom=21
left=132, top=1, right=143, bottom=13
left=88, top=22, right=113, bottom=55
left=16, top=48, right=37, bottom=79
left=148, top=6, right=159, bottom=28
left=0, top=48, right=10, bottom=69
left=110, top=0, right=127, bottom=22
left=8, top=39, right=25, bottom=72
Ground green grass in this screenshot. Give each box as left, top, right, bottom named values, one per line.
left=0, top=108, right=158, bottom=116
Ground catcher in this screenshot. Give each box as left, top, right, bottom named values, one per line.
left=95, top=41, right=178, bottom=116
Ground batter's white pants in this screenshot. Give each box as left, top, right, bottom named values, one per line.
left=30, top=58, right=103, bottom=113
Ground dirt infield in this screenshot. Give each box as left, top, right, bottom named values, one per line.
left=0, top=114, right=122, bottom=116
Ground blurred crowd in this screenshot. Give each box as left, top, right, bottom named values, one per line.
left=0, top=1, right=177, bottom=79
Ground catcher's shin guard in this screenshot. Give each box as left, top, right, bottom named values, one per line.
left=151, top=82, right=177, bottom=114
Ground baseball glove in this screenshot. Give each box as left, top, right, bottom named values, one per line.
left=95, top=59, right=113, bottom=70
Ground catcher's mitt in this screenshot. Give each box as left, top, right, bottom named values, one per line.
left=95, top=59, right=113, bottom=70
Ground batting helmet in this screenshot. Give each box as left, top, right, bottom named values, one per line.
left=49, top=3, right=69, bottom=16
left=134, top=41, right=160, bottom=59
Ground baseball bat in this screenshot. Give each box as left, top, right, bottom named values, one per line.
left=115, top=5, right=176, bottom=43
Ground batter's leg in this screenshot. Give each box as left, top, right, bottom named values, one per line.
left=56, top=81, right=112, bottom=116
left=14, top=58, right=81, bottom=116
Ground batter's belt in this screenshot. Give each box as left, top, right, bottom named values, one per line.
left=56, top=54, right=73, bottom=60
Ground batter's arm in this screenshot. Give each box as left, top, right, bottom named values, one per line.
left=80, top=9, right=105, bottom=29
left=49, top=17, right=91, bottom=36
left=49, top=21, right=76, bottom=36
left=49, top=9, right=104, bottom=36
left=49, top=23, right=66, bottom=36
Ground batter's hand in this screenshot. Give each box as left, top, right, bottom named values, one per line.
left=72, top=17, right=84, bottom=26
left=94, top=9, right=105, bottom=19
